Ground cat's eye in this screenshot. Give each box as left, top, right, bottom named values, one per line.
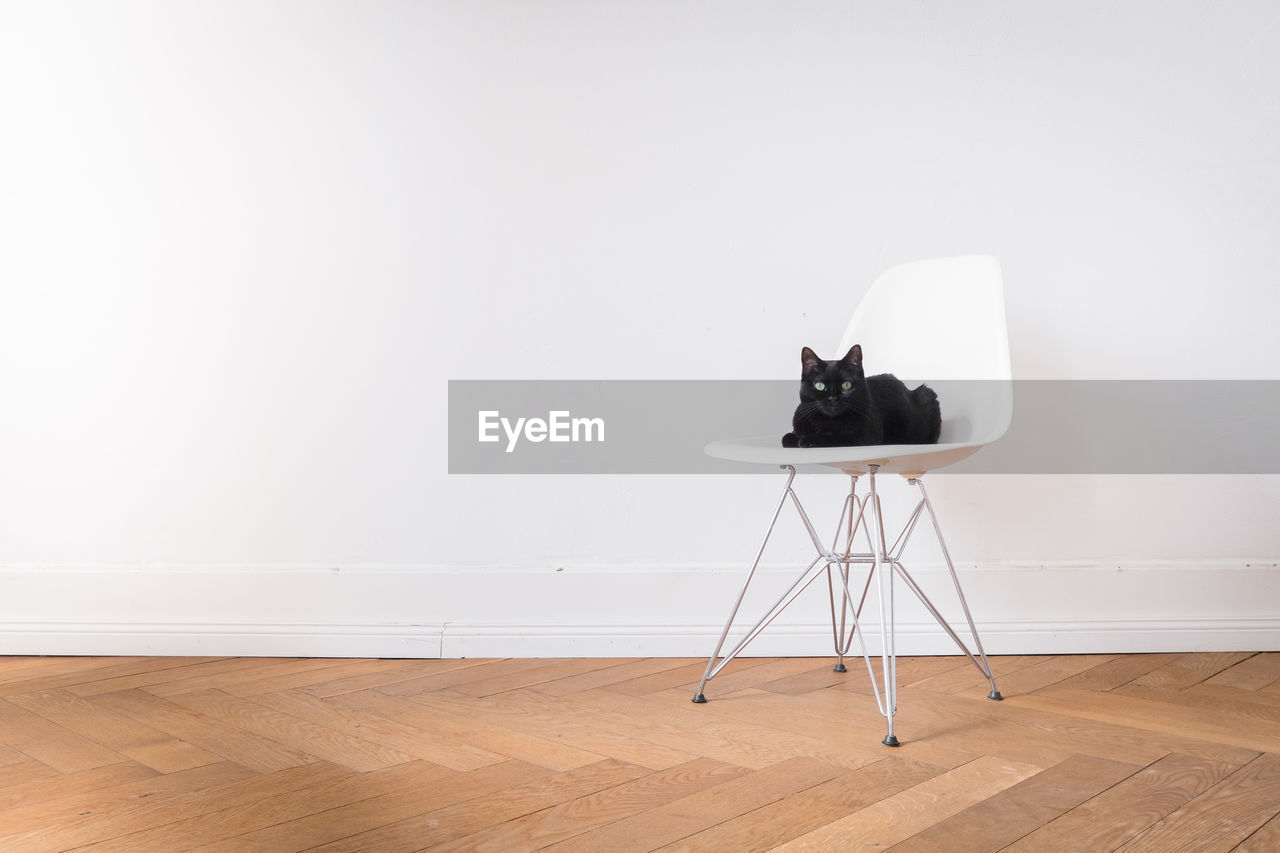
left=841, top=381, right=852, bottom=391
left=813, top=381, right=826, bottom=391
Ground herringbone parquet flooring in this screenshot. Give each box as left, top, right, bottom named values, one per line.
left=1, top=652, right=1279, bottom=851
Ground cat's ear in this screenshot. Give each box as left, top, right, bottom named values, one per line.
left=842, top=344, right=863, bottom=366
left=801, top=346, right=822, bottom=374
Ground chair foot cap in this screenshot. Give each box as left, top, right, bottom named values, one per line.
left=692, top=693, right=707, bottom=704
left=882, top=735, right=901, bottom=747
left=988, top=690, right=1004, bottom=701
left=833, top=663, right=848, bottom=673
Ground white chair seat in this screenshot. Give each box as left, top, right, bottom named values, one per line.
left=704, top=436, right=988, bottom=476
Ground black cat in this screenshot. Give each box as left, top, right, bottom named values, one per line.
left=781, top=345, right=942, bottom=448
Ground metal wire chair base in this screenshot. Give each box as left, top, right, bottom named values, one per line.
left=691, top=464, right=1001, bottom=745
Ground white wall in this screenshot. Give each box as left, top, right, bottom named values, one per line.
left=2, top=0, right=1279, bottom=656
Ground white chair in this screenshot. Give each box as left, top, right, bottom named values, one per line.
left=696, top=255, right=1012, bottom=747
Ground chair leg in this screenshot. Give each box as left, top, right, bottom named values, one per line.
left=912, top=478, right=1002, bottom=701
left=827, top=476, right=863, bottom=674
left=867, top=467, right=900, bottom=746
left=827, top=563, right=851, bottom=673
left=692, top=466, right=798, bottom=703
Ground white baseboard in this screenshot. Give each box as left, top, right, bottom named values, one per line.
left=1, top=562, right=1278, bottom=657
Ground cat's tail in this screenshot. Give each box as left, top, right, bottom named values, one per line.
left=910, top=384, right=942, bottom=443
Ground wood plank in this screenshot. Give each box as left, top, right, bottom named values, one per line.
left=394, top=688, right=699, bottom=771
left=883, top=688, right=1162, bottom=769
left=8, top=688, right=222, bottom=772
left=0, top=656, right=93, bottom=678
left=433, top=758, right=750, bottom=852
left=545, top=757, right=844, bottom=852
left=218, top=658, right=426, bottom=698
left=0, top=757, right=57, bottom=791
left=768, top=755, right=1042, bottom=851
left=1127, top=651, right=1255, bottom=690
left=817, top=654, right=971, bottom=697
left=198, top=760, right=550, bottom=853
left=1183, top=682, right=1280, bottom=712
left=1115, top=682, right=1280, bottom=728
left=0, top=657, right=150, bottom=683
left=756, top=661, right=868, bottom=696
left=66, top=658, right=300, bottom=697
left=295, top=657, right=492, bottom=697
left=1205, top=652, right=1280, bottom=691
left=373, top=658, right=549, bottom=696
left=0, top=761, right=256, bottom=844
left=566, top=685, right=890, bottom=771
left=659, top=758, right=944, bottom=852
left=10, top=763, right=350, bottom=853
left=888, top=754, right=1141, bottom=852
left=0, top=697, right=127, bottom=773
left=330, top=689, right=611, bottom=771
left=1054, top=652, right=1183, bottom=691
left=0, top=762, right=155, bottom=811
left=689, top=657, right=852, bottom=698
left=156, top=689, right=414, bottom=772
left=144, top=658, right=357, bottom=697
left=452, top=658, right=633, bottom=698
left=0, top=657, right=188, bottom=679
left=905, top=687, right=1252, bottom=768
left=0, top=657, right=223, bottom=696
left=530, top=657, right=696, bottom=697
left=75, top=760, right=445, bottom=853
left=660, top=683, right=980, bottom=771
left=0, top=743, right=25, bottom=767
left=422, top=686, right=876, bottom=773
left=1234, top=811, right=1280, bottom=852
left=117, top=738, right=222, bottom=774
left=675, top=664, right=1259, bottom=769
left=251, top=688, right=507, bottom=771
left=606, top=658, right=780, bottom=698
left=1003, top=752, right=1245, bottom=852
left=303, top=759, right=649, bottom=853
left=989, top=654, right=1120, bottom=696
left=894, top=655, right=1049, bottom=695
left=691, top=679, right=1142, bottom=772
left=1117, top=752, right=1280, bottom=852
left=88, top=689, right=316, bottom=773
left=1011, top=686, right=1280, bottom=755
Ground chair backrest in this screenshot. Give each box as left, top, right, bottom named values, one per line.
left=835, top=255, right=1012, bottom=445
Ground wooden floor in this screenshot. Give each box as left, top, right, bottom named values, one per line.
left=1, top=654, right=1279, bottom=851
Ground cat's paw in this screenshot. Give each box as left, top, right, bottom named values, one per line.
left=781, top=433, right=798, bottom=448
